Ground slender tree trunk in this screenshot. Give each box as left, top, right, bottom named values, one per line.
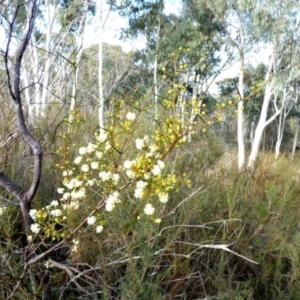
left=30, top=33, right=41, bottom=117
left=1, top=1, right=52, bottom=298
left=274, top=106, right=289, bottom=159
left=291, top=119, right=300, bottom=161
left=247, top=78, right=274, bottom=169
left=250, top=120, right=255, bottom=147
left=98, top=0, right=105, bottom=135
left=237, top=53, right=245, bottom=170
left=235, top=7, right=246, bottom=171
left=154, top=18, right=160, bottom=120
left=68, top=0, right=89, bottom=125
left=40, top=0, right=56, bottom=115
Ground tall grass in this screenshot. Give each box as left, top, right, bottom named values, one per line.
left=2, top=102, right=300, bottom=299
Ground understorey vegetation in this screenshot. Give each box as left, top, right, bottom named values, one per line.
left=1, top=0, right=300, bottom=299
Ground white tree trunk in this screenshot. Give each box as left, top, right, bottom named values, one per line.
left=247, top=76, right=290, bottom=168
left=274, top=109, right=284, bottom=159
left=40, top=0, right=56, bottom=115
left=69, top=0, right=89, bottom=124
left=30, top=33, right=41, bottom=117
left=247, top=78, right=274, bottom=169
left=98, top=0, right=105, bottom=135
left=291, top=119, right=300, bottom=161
left=22, top=66, right=34, bottom=118
left=237, top=55, right=245, bottom=170
left=250, top=120, right=255, bottom=147
left=274, top=105, right=291, bottom=159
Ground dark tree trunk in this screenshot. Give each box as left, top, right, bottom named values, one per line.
left=1, top=1, right=51, bottom=298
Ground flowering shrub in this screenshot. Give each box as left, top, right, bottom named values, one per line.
left=29, top=97, right=194, bottom=247
left=25, top=48, right=239, bottom=260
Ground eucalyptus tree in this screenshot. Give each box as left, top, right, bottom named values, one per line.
left=78, top=42, right=134, bottom=109
left=171, top=1, right=224, bottom=93
left=58, top=0, right=96, bottom=124
left=166, top=3, right=225, bottom=140
left=274, top=83, right=299, bottom=159
left=217, top=63, right=267, bottom=148
left=187, top=0, right=258, bottom=170
left=291, top=118, right=300, bottom=161
left=114, top=0, right=225, bottom=132
left=98, top=0, right=105, bottom=134
left=112, top=0, right=165, bottom=118
left=246, top=0, right=300, bottom=168
left=190, top=0, right=300, bottom=169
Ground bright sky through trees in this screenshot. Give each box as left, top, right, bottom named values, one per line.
left=0, top=0, right=272, bottom=96
left=84, top=0, right=183, bottom=51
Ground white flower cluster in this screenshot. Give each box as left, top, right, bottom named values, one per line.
left=135, top=138, right=144, bottom=150
left=126, top=112, right=136, bottom=121
left=60, top=176, right=86, bottom=205
left=29, top=209, right=38, bottom=221
left=50, top=209, right=63, bottom=217
left=79, top=142, right=97, bottom=155
left=99, top=171, right=111, bottom=182
left=46, top=200, right=59, bottom=209
left=123, top=159, right=137, bottom=179
left=98, top=171, right=120, bottom=184
left=87, top=214, right=104, bottom=234
left=46, top=200, right=63, bottom=217
left=91, top=161, right=99, bottom=169
left=62, top=170, right=73, bottom=177
left=135, top=135, right=150, bottom=150
left=144, top=203, right=155, bottom=215
left=96, top=132, right=108, bottom=143
left=63, top=178, right=83, bottom=190
left=71, top=188, right=86, bottom=201
left=31, top=223, right=40, bottom=234
left=151, top=160, right=165, bottom=176
left=57, top=188, right=64, bottom=194
left=74, top=156, right=82, bottom=165
left=29, top=199, right=68, bottom=236
left=106, top=191, right=121, bottom=212
left=87, top=216, right=96, bottom=225
left=81, top=164, right=89, bottom=172
left=134, top=180, right=147, bottom=198
left=96, top=225, right=104, bottom=233
left=158, top=192, right=169, bottom=203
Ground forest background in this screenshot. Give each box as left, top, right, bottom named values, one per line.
left=1, top=0, right=300, bottom=299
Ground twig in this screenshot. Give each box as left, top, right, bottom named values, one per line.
left=165, top=185, right=204, bottom=216
left=173, top=240, right=259, bottom=264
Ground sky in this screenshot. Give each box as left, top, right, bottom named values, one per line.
left=85, top=0, right=183, bottom=52
left=91, top=0, right=271, bottom=93
left=92, top=0, right=241, bottom=94
left=0, top=1, right=271, bottom=94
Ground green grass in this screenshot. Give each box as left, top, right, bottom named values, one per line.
left=2, top=104, right=300, bottom=299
